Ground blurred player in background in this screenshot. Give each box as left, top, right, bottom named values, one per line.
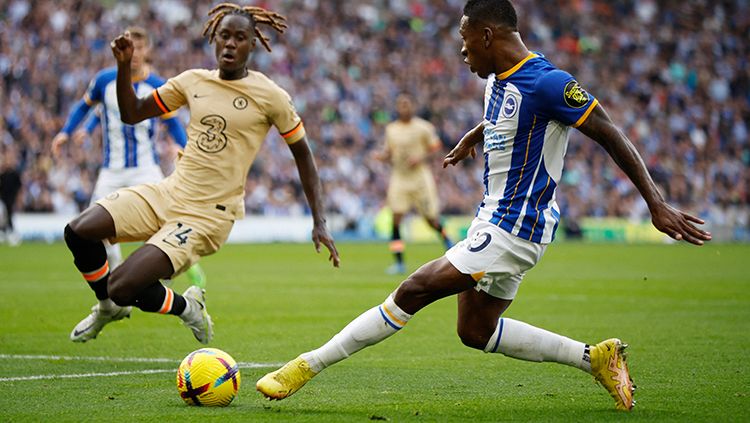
left=0, top=151, right=23, bottom=246
left=257, top=0, right=711, bottom=411
left=378, top=94, right=453, bottom=274
left=51, top=27, right=207, bottom=294
left=61, top=4, right=339, bottom=345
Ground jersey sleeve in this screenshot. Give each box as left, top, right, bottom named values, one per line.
left=83, top=70, right=109, bottom=105
left=535, top=69, right=598, bottom=128
left=423, top=121, right=441, bottom=151
left=268, top=84, right=305, bottom=144
left=153, top=71, right=190, bottom=114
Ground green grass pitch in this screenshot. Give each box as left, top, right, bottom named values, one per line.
left=1, top=241, right=748, bottom=421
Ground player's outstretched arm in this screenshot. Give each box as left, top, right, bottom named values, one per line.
left=577, top=105, right=712, bottom=245
left=110, top=33, right=163, bottom=124
left=443, top=121, right=482, bottom=168
left=288, top=137, right=341, bottom=267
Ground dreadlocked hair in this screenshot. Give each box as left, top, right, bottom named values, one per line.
left=203, top=3, right=288, bottom=52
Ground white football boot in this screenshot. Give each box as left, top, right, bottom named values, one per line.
left=180, top=286, right=213, bottom=344
left=70, top=301, right=132, bottom=342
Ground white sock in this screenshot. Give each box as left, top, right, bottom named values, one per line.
left=484, top=318, right=591, bottom=373
left=104, top=241, right=122, bottom=270
left=302, top=294, right=412, bottom=373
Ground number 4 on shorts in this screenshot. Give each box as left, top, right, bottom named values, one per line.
left=164, top=222, right=193, bottom=247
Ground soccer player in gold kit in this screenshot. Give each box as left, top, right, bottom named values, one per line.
left=379, top=94, right=453, bottom=274
left=62, top=3, right=339, bottom=344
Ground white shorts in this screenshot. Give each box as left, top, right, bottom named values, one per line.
left=91, top=166, right=165, bottom=202
left=445, top=218, right=547, bottom=300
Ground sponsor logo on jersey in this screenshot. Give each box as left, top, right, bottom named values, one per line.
left=564, top=80, right=590, bottom=108
left=483, top=127, right=507, bottom=152
left=197, top=115, right=229, bottom=153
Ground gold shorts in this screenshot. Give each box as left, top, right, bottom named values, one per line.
left=96, top=183, right=234, bottom=276
left=387, top=173, right=439, bottom=218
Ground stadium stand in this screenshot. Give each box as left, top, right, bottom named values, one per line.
left=0, top=0, right=747, bottom=240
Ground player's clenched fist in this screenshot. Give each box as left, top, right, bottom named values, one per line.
left=110, top=32, right=134, bottom=64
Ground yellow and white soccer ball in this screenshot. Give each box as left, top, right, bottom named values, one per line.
left=176, top=348, right=241, bottom=406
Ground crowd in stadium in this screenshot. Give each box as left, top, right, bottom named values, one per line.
left=1, top=0, right=748, bottom=237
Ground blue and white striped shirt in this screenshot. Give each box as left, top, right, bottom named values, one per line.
left=476, top=53, right=599, bottom=244
left=60, top=67, right=186, bottom=169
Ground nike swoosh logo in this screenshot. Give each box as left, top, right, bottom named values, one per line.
left=73, top=323, right=95, bottom=337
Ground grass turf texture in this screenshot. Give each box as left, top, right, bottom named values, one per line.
left=1, top=242, right=748, bottom=422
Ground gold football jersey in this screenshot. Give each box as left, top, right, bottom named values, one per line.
left=153, top=69, right=305, bottom=219
left=385, top=117, right=439, bottom=178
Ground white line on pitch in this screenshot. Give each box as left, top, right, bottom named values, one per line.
left=0, top=354, right=282, bottom=382
left=0, top=354, right=282, bottom=368
left=0, top=368, right=175, bottom=382
left=0, top=354, right=177, bottom=363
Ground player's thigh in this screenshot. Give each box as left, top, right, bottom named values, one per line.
left=147, top=214, right=233, bottom=277
left=68, top=204, right=116, bottom=240
left=387, top=181, right=411, bottom=215
left=96, top=184, right=165, bottom=243
left=394, top=256, right=476, bottom=314
left=414, top=177, right=440, bottom=220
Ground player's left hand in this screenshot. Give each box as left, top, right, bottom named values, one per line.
left=312, top=223, right=340, bottom=267
left=650, top=202, right=712, bottom=246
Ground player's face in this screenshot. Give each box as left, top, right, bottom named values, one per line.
left=130, top=38, right=149, bottom=73
left=396, top=96, right=414, bottom=120
left=459, top=15, right=491, bottom=79
left=214, top=14, right=256, bottom=76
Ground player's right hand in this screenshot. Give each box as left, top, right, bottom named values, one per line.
left=51, top=132, right=69, bottom=158
left=443, top=139, right=477, bottom=168
left=110, top=33, right=134, bottom=65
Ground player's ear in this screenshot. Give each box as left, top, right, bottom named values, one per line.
left=483, top=27, right=493, bottom=48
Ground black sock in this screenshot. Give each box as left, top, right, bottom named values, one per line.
left=64, top=224, right=109, bottom=300
left=390, top=225, right=404, bottom=264
left=134, top=283, right=187, bottom=315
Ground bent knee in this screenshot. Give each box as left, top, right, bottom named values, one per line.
left=457, top=326, right=493, bottom=350
left=396, top=274, right=429, bottom=297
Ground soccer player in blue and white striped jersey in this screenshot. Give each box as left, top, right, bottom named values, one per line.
left=257, top=0, right=712, bottom=411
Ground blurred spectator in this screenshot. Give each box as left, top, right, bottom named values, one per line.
left=1, top=148, right=22, bottom=244
left=0, top=0, right=747, bottom=238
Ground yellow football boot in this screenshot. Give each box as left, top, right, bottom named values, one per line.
left=590, top=338, right=635, bottom=410
left=256, top=356, right=317, bottom=400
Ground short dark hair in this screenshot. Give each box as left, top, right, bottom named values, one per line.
left=463, top=0, right=518, bottom=30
